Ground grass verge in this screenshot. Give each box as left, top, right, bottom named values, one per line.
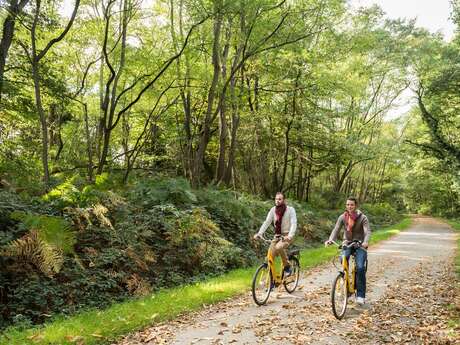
left=445, top=219, right=460, bottom=277
left=0, top=218, right=412, bottom=345
left=443, top=219, right=460, bottom=338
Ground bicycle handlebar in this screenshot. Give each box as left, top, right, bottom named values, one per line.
left=339, top=240, right=362, bottom=250
left=256, top=234, right=284, bottom=244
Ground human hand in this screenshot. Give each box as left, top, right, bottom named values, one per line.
left=324, top=240, right=333, bottom=247
left=362, top=243, right=368, bottom=249
left=253, top=234, right=261, bottom=240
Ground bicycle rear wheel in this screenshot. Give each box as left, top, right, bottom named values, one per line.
left=252, top=263, right=272, bottom=305
left=331, top=273, right=348, bottom=319
left=283, top=256, right=300, bottom=293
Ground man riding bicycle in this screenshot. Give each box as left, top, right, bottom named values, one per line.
left=253, top=192, right=297, bottom=275
left=325, top=197, right=371, bottom=305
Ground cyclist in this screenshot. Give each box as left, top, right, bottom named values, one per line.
left=325, top=197, right=371, bottom=305
left=253, top=192, right=297, bottom=275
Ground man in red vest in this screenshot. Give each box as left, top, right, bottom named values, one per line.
left=325, top=197, right=371, bottom=305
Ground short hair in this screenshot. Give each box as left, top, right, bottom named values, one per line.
left=346, top=197, right=358, bottom=205
left=275, top=192, right=285, bottom=199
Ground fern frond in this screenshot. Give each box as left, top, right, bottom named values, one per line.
left=2, top=230, right=64, bottom=277
left=1, top=230, right=39, bottom=258
left=10, top=212, right=76, bottom=254
left=92, top=204, right=113, bottom=229
left=36, top=240, right=63, bottom=276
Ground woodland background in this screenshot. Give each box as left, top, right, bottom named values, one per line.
left=0, top=0, right=459, bottom=331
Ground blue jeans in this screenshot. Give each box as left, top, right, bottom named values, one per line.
left=341, top=247, right=367, bottom=298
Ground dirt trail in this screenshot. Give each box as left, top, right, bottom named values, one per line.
left=115, top=217, right=459, bottom=345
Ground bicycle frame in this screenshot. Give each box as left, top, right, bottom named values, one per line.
left=341, top=253, right=356, bottom=295
left=333, top=240, right=360, bottom=295
left=261, top=235, right=289, bottom=287
left=266, top=237, right=285, bottom=286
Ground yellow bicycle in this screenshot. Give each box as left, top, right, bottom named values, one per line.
left=330, top=240, right=367, bottom=319
left=252, top=235, right=300, bottom=305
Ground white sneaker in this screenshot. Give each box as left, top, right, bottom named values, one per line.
left=356, top=297, right=365, bottom=305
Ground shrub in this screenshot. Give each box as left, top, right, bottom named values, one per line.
left=361, top=202, right=399, bottom=226
left=128, top=177, right=197, bottom=208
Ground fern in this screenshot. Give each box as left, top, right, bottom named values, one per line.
left=92, top=204, right=113, bottom=229
left=2, top=230, right=64, bottom=277
left=11, top=212, right=76, bottom=254
left=2, top=212, right=76, bottom=276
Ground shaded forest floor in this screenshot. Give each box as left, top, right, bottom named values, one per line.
left=115, top=217, right=459, bottom=345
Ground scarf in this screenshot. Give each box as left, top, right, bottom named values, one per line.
left=274, top=204, right=287, bottom=235
left=344, top=210, right=359, bottom=233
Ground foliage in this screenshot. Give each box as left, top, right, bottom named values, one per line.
left=361, top=202, right=399, bottom=226
left=0, top=218, right=412, bottom=345
left=127, top=177, right=198, bottom=208
left=2, top=230, right=64, bottom=277
left=0, top=0, right=457, bottom=334
left=1, top=212, right=75, bottom=277
left=0, top=174, right=403, bottom=331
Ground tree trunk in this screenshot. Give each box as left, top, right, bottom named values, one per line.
left=215, top=23, right=230, bottom=183
left=83, top=103, right=94, bottom=182
left=31, top=61, right=50, bottom=185
left=0, top=0, right=29, bottom=101
left=97, top=0, right=129, bottom=174
left=191, top=1, right=222, bottom=186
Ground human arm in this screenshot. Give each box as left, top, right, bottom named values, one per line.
left=254, top=207, right=274, bottom=239
left=362, top=216, right=371, bottom=248
left=286, top=207, right=297, bottom=240
left=325, top=216, right=343, bottom=246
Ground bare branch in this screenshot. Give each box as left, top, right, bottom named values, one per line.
left=36, top=0, right=81, bottom=62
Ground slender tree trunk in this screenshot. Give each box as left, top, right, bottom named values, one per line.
left=121, top=112, right=130, bottom=168
left=97, top=0, right=128, bottom=174
left=216, top=23, right=230, bottom=182
left=27, top=0, right=79, bottom=185
left=96, top=57, right=105, bottom=163
left=31, top=61, right=50, bottom=185
left=0, top=0, right=29, bottom=101
left=334, top=161, right=353, bottom=194
left=170, top=0, right=193, bottom=179
left=191, top=0, right=222, bottom=186
left=82, top=103, right=94, bottom=182
left=304, top=148, right=313, bottom=202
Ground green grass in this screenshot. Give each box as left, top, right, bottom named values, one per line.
left=443, top=219, right=460, bottom=337
left=0, top=218, right=412, bottom=345
left=445, top=219, right=460, bottom=277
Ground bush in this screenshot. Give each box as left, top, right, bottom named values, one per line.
left=196, top=189, right=266, bottom=252
left=128, top=177, right=197, bottom=208
left=361, top=202, right=399, bottom=226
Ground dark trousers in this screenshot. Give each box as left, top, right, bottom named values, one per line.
left=342, top=247, right=367, bottom=298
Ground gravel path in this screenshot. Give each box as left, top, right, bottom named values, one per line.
left=115, top=217, right=459, bottom=345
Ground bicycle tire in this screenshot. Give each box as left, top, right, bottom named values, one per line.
left=331, top=272, right=348, bottom=319
left=283, top=256, right=300, bottom=293
left=252, top=263, right=272, bottom=306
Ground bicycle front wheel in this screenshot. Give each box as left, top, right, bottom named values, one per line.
left=283, top=257, right=300, bottom=293
left=252, top=263, right=272, bottom=306
left=331, top=273, right=348, bottom=319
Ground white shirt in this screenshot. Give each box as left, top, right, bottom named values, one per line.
left=257, top=205, right=297, bottom=239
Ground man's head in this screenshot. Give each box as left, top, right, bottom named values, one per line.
left=346, top=197, right=358, bottom=213
left=275, top=192, right=285, bottom=206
